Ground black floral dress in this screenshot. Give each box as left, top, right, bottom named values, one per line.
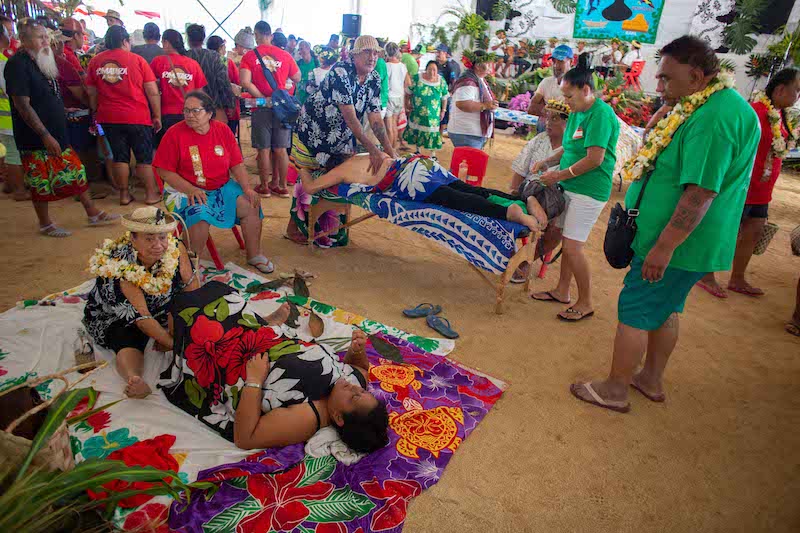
left=158, top=281, right=365, bottom=442
left=82, top=242, right=184, bottom=353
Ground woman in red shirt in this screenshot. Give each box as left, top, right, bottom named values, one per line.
left=698, top=68, right=800, bottom=298
left=150, top=30, right=207, bottom=145
left=154, top=91, right=274, bottom=273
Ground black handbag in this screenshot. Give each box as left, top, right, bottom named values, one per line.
left=253, top=48, right=301, bottom=128
left=603, top=171, right=652, bottom=269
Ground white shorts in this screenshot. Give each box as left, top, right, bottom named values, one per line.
left=387, top=97, right=404, bottom=116
left=554, top=190, right=607, bottom=243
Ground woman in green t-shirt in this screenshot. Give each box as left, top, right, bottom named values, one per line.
left=530, top=54, right=619, bottom=322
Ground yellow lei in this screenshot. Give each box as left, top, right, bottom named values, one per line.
left=752, top=91, right=799, bottom=163
left=89, top=232, right=181, bottom=296
left=622, top=72, right=735, bottom=182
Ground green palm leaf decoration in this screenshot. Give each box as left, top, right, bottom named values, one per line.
left=723, top=0, right=766, bottom=55
left=550, top=0, right=577, bottom=14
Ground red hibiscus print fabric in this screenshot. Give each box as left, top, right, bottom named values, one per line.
left=122, top=502, right=169, bottom=533
left=185, top=316, right=243, bottom=387
left=361, top=478, right=422, bottom=531
left=237, top=462, right=334, bottom=533
left=225, top=327, right=282, bottom=385
left=88, top=434, right=179, bottom=508
left=85, top=410, right=111, bottom=433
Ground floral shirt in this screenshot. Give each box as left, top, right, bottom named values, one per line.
left=82, top=242, right=182, bottom=350
left=511, top=132, right=559, bottom=180
left=296, top=59, right=382, bottom=168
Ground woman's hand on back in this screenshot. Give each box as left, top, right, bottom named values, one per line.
left=187, top=187, right=208, bottom=206
left=246, top=353, right=270, bottom=384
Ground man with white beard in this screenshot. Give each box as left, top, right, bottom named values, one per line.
left=6, top=20, right=118, bottom=237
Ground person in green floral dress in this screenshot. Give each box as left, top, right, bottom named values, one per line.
left=403, top=61, right=449, bottom=157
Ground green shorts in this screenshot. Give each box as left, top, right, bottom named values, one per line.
left=618, top=256, right=706, bottom=331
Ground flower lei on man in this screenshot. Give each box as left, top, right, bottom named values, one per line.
left=751, top=90, right=800, bottom=178
left=622, top=72, right=735, bottom=182
left=89, top=232, right=181, bottom=295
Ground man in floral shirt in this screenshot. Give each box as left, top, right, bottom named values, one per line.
left=293, top=35, right=396, bottom=174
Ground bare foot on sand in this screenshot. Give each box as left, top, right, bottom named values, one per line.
left=267, top=303, right=291, bottom=326
left=124, top=376, right=152, bottom=399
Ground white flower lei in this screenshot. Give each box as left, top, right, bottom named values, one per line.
left=89, top=232, right=181, bottom=296
left=622, top=72, right=735, bottom=182
left=751, top=91, right=800, bottom=177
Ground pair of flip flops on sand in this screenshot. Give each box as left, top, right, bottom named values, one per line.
left=403, top=303, right=459, bottom=339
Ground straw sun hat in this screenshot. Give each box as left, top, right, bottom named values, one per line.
left=352, top=35, right=381, bottom=53
left=121, top=206, right=178, bottom=234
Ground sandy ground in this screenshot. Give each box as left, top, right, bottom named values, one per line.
left=1, top=129, right=799, bottom=533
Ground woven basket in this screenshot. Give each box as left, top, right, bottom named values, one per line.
left=791, top=225, right=800, bottom=257
left=753, top=221, right=779, bottom=256
left=0, top=361, right=106, bottom=473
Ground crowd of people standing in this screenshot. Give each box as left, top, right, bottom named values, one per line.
left=0, top=9, right=797, bottom=413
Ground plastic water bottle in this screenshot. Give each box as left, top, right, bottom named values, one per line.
left=458, top=160, right=469, bottom=182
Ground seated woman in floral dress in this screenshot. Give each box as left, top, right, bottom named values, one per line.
left=154, top=90, right=273, bottom=273
left=83, top=207, right=199, bottom=398
left=158, top=281, right=389, bottom=454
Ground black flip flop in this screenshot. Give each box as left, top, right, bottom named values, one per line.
left=557, top=308, right=594, bottom=322
left=531, top=291, right=571, bottom=304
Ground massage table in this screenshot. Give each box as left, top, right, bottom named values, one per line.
left=305, top=184, right=539, bottom=315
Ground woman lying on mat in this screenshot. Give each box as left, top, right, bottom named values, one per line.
left=153, top=91, right=273, bottom=274
left=83, top=207, right=199, bottom=399
left=300, top=153, right=550, bottom=232
left=160, top=281, right=389, bottom=453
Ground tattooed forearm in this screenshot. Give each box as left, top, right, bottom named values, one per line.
left=653, top=184, right=717, bottom=251
left=668, top=186, right=716, bottom=232
left=11, top=96, right=49, bottom=138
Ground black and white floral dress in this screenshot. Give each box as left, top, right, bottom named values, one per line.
left=158, top=281, right=366, bottom=442
left=82, top=242, right=183, bottom=353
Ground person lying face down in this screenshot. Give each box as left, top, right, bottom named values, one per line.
left=299, top=153, right=553, bottom=232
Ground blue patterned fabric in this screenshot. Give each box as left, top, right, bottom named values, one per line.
left=324, top=184, right=529, bottom=274
left=164, top=179, right=264, bottom=229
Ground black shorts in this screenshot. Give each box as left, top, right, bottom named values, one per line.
left=154, top=115, right=184, bottom=147
left=101, top=123, right=154, bottom=164
left=104, top=321, right=150, bottom=353
left=742, top=203, right=768, bottom=219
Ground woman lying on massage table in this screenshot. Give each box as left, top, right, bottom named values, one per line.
left=300, top=153, right=550, bottom=232
left=161, top=281, right=389, bottom=454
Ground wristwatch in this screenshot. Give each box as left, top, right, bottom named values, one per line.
left=243, top=382, right=262, bottom=390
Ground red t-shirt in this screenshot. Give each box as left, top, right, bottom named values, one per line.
left=86, top=48, right=156, bottom=125
left=56, top=56, right=84, bottom=109
left=64, top=43, right=84, bottom=74
left=240, top=45, right=299, bottom=97
left=747, top=101, right=788, bottom=205
left=153, top=120, right=243, bottom=190
left=226, top=58, right=241, bottom=120
left=150, top=54, right=208, bottom=116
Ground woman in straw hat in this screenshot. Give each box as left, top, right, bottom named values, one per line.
left=83, top=206, right=199, bottom=398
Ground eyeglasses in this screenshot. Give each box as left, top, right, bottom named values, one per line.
left=183, top=107, right=207, bottom=116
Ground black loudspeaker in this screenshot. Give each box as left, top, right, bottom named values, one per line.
left=342, top=14, right=361, bottom=37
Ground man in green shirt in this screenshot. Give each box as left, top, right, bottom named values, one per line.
left=400, top=43, right=420, bottom=78
left=570, top=36, right=760, bottom=413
